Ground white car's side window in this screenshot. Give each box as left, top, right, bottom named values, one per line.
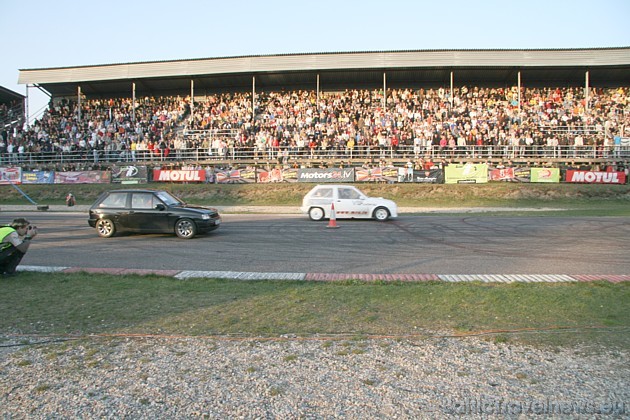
left=339, top=188, right=360, bottom=200
left=312, top=188, right=333, bottom=198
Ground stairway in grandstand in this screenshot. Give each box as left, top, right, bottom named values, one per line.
left=0, top=103, right=24, bottom=132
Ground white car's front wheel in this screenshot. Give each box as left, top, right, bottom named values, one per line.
left=308, top=207, right=325, bottom=221
left=373, top=207, right=390, bottom=221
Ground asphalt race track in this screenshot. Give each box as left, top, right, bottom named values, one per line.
left=7, top=211, right=630, bottom=277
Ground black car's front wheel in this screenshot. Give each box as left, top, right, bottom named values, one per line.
left=175, top=218, right=197, bottom=239
left=95, top=218, right=116, bottom=238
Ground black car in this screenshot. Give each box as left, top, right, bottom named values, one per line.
left=88, top=189, right=221, bottom=239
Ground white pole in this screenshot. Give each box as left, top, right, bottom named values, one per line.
left=190, top=79, right=194, bottom=122
left=317, top=73, right=320, bottom=111
left=25, top=85, right=30, bottom=129
left=585, top=71, right=590, bottom=114
left=383, top=72, right=386, bottom=109
left=77, top=86, right=82, bottom=123
left=132, top=82, right=136, bottom=122
left=517, top=71, right=521, bottom=112
left=252, top=76, right=256, bottom=125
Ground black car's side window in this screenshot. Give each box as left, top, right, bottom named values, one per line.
left=132, top=193, right=155, bottom=209
left=99, top=192, right=128, bottom=208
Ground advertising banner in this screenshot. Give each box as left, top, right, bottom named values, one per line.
left=297, top=168, right=355, bottom=183
left=111, top=165, right=148, bottom=184
left=444, top=163, right=488, bottom=184
left=21, top=171, right=54, bottom=184
left=355, top=166, right=398, bottom=182
left=530, top=168, right=560, bottom=183
left=565, top=170, right=626, bottom=184
left=0, top=167, right=22, bottom=184
left=257, top=167, right=299, bottom=183
left=488, top=166, right=531, bottom=182
left=215, top=168, right=257, bottom=184
left=54, top=171, right=110, bottom=184
left=152, top=169, right=206, bottom=183
left=413, top=168, right=444, bottom=183
left=489, top=167, right=515, bottom=181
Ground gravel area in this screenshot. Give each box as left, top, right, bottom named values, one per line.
left=0, top=335, right=627, bottom=418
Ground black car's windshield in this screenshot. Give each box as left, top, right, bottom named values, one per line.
left=155, top=191, right=185, bottom=206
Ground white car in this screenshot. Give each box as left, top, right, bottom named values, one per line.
left=301, top=184, right=398, bottom=221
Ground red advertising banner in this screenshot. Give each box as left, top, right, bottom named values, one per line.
left=153, top=169, right=206, bottom=182
left=0, top=167, right=22, bottom=184
left=489, top=167, right=515, bottom=181
left=565, top=170, right=626, bottom=184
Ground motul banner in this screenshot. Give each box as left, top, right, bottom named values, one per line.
left=153, top=169, right=206, bottom=182
left=565, top=170, right=626, bottom=184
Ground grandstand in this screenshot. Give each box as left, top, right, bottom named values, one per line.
left=6, top=48, right=630, bottom=171
left=0, top=86, right=25, bottom=132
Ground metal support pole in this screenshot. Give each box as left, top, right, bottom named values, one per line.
left=77, top=86, right=82, bottom=123
left=25, top=85, right=30, bottom=129
left=383, top=72, right=386, bottom=109
left=190, top=79, right=194, bottom=123
left=316, top=74, right=320, bottom=111
left=132, top=82, right=136, bottom=122
left=450, top=71, right=454, bottom=110
left=252, top=76, right=256, bottom=125
left=585, top=71, right=590, bottom=114
left=517, top=71, right=521, bottom=112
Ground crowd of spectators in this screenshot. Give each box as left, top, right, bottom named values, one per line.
left=0, top=85, right=628, bottom=167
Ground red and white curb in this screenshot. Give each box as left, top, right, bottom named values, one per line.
left=16, top=266, right=630, bottom=283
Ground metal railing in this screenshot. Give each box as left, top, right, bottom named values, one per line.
left=2, top=144, right=629, bottom=167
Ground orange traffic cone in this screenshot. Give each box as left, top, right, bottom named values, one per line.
left=327, top=202, right=340, bottom=229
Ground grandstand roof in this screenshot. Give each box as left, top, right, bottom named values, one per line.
left=0, top=85, right=25, bottom=105
left=18, top=48, right=630, bottom=98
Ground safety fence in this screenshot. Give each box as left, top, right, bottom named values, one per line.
left=1, top=144, right=629, bottom=167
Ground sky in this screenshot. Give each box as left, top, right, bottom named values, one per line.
left=3, top=0, right=630, bottom=122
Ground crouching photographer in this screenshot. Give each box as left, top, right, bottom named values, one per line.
left=0, top=218, right=38, bottom=276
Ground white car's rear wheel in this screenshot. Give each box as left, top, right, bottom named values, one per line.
left=309, top=207, right=325, bottom=221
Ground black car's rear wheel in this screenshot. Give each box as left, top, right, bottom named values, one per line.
left=96, top=218, right=116, bottom=238
left=175, top=218, right=197, bottom=239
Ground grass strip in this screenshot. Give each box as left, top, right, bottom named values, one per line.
left=1, top=272, right=628, bottom=348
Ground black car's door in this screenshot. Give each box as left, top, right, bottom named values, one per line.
left=127, top=192, right=171, bottom=232
left=96, top=191, right=132, bottom=228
